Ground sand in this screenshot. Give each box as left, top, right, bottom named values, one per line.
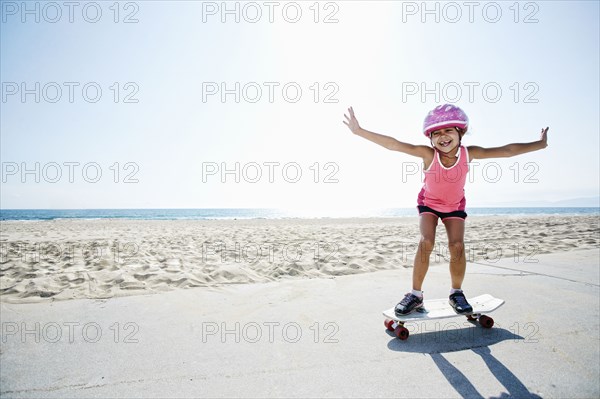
left=1, top=215, right=598, bottom=303
left=1, top=215, right=599, bottom=398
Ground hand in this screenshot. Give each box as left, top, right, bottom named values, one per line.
left=540, top=127, right=549, bottom=148
left=343, top=106, right=361, bottom=135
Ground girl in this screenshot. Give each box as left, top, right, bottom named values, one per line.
left=343, top=104, right=548, bottom=316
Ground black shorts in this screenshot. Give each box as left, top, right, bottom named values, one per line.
left=417, top=205, right=467, bottom=221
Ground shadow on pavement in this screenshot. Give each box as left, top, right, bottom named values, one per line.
left=386, top=327, right=542, bottom=398
left=471, top=346, right=542, bottom=399
left=428, top=348, right=542, bottom=399
left=386, top=325, right=520, bottom=354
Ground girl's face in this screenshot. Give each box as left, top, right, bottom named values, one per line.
left=430, top=127, right=462, bottom=153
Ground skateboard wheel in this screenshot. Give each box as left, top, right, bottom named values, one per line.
left=394, top=326, right=409, bottom=340
left=384, top=319, right=395, bottom=332
left=479, top=315, right=494, bottom=328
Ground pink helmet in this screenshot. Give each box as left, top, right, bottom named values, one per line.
left=423, top=104, right=469, bottom=137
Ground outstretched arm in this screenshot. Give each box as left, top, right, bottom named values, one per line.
left=469, top=127, right=549, bottom=160
left=343, top=106, right=431, bottom=159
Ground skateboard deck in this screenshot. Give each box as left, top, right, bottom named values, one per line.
left=383, top=294, right=504, bottom=340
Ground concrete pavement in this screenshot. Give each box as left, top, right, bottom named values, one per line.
left=1, top=249, right=598, bottom=398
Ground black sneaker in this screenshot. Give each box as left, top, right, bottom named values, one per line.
left=449, top=291, right=473, bottom=314
left=395, top=293, right=423, bottom=316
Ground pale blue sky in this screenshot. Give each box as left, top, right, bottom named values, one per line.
left=1, top=1, right=599, bottom=211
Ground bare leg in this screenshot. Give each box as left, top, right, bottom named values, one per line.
left=412, top=214, right=438, bottom=291
left=442, top=218, right=466, bottom=289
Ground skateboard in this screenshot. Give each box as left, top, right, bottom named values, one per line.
left=383, top=294, right=504, bottom=340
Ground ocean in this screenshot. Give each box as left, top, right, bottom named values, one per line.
left=0, top=208, right=598, bottom=221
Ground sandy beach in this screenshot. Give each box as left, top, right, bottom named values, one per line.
left=1, top=215, right=599, bottom=398
left=1, top=215, right=598, bottom=303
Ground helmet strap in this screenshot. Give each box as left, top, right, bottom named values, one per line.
left=456, top=127, right=464, bottom=144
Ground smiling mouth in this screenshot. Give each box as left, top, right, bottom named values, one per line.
left=439, top=140, right=452, bottom=147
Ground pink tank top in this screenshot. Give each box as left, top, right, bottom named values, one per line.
left=417, top=146, right=469, bottom=212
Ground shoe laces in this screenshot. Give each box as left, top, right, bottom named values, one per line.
left=453, top=293, right=469, bottom=306
left=400, top=293, right=419, bottom=306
